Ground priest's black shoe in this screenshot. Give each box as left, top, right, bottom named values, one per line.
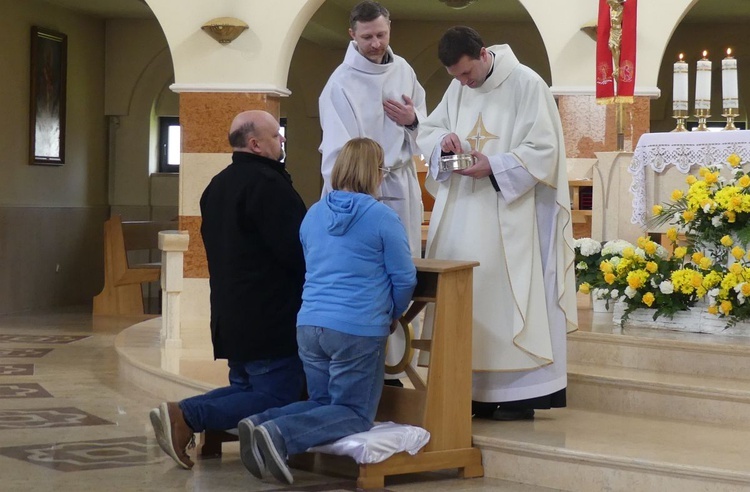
left=492, top=408, right=535, bottom=421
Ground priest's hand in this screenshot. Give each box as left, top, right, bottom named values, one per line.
left=384, top=95, right=417, bottom=127
left=456, top=150, right=492, bottom=179
left=440, top=133, right=464, bottom=154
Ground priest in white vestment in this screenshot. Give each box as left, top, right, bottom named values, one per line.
left=318, top=1, right=427, bottom=384
left=417, top=26, right=578, bottom=420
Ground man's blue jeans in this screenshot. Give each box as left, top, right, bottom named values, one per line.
left=179, top=354, right=303, bottom=432
left=248, top=325, right=387, bottom=455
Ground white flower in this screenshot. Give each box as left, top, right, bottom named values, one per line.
left=712, top=216, right=723, bottom=227
left=576, top=261, right=588, bottom=270
left=702, top=202, right=712, bottom=213
left=625, top=286, right=637, bottom=299
left=659, top=281, right=674, bottom=294
left=650, top=278, right=659, bottom=288
left=574, top=238, right=601, bottom=257
left=654, top=244, right=669, bottom=260
left=734, top=283, right=745, bottom=293
left=610, top=256, right=621, bottom=267
left=718, top=176, right=727, bottom=184
left=733, top=167, right=744, bottom=176
left=592, top=287, right=609, bottom=300
left=601, top=239, right=634, bottom=257
left=709, top=288, right=720, bottom=297
left=739, top=294, right=746, bottom=306
left=610, top=289, right=619, bottom=299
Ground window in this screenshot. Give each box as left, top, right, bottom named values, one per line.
left=158, top=116, right=180, bottom=172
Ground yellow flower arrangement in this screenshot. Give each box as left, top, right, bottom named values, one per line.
left=648, top=153, right=750, bottom=326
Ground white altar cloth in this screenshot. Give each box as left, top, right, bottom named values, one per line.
left=628, top=130, right=750, bottom=226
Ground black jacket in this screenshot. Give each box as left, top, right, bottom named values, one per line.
left=200, top=151, right=306, bottom=361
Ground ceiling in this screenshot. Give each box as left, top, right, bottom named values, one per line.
left=36, top=0, right=750, bottom=38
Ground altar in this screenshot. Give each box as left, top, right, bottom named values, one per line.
left=628, top=130, right=750, bottom=226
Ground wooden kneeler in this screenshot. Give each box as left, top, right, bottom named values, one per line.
left=201, top=258, right=484, bottom=489
left=291, top=258, right=483, bottom=488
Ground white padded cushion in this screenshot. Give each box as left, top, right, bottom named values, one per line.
left=307, top=421, right=430, bottom=464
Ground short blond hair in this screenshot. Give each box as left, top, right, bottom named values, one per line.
left=331, top=138, right=383, bottom=196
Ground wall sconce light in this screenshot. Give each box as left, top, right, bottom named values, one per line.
left=201, top=17, right=248, bottom=44
left=580, top=19, right=597, bottom=42
left=439, top=0, right=476, bottom=9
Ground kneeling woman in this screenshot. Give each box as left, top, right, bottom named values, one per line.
left=238, top=137, right=417, bottom=484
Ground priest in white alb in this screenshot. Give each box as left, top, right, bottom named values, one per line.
left=318, top=1, right=427, bottom=385
left=417, top=26, right=578, bottom=420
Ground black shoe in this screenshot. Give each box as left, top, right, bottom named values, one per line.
left=492, top=408, right=535, bottom=421
left=384, top=379, right=404, bottom=388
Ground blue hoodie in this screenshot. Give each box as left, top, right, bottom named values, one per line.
left=297, top=190, right=417, bottom=337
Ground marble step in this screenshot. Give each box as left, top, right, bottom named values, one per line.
left=567, top=362, right=750, bottom=427
left=473, top=408, right=750, bottom=492
left=568, top=326, right=750, bottom=380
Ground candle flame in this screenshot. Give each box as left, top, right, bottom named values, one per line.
left=679, top=53, right=684, bottom=61
left=702, top=50, right=708, bottom=58
left=727, top=48, right=733, bottom=57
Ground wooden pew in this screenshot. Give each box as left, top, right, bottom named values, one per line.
left=93, top=215, right=176, bottom=315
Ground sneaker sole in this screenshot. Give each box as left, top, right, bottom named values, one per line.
left=255, top=425, right=293, bottom=485
left=158, top=402, right=192, bottom=469
left=149, top=407, right=171, bottom=457
left=238, top=419, right=265, bottom=479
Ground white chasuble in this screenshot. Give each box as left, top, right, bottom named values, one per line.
left=417, top=45, right=578, bottom=402
left=319, top=42, right=427, bottom=255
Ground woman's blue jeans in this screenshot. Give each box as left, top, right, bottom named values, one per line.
left=249, top=325, right=387, bottom=455
left=179, top=354, right=303, bottom=432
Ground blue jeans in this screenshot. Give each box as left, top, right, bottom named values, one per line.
left=179, top=355, right=303, bottom=432
left=248, top=325, right=387, bottom=455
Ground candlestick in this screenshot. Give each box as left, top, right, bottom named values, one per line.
left=722, top=48, right=739, bottom=130
left=694, top=51, right=711, bottom=131
left=672, top=53, right=689, bottom=131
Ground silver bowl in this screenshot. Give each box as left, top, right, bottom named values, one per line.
left=439, top=153, right=474, bottom=172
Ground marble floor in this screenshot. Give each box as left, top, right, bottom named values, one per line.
left=0, top=308, right=558, bottom=492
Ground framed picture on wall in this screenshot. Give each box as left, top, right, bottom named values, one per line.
left=29, top=26, right=67, bottom=165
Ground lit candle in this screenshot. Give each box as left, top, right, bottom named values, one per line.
left=722, top=48, right=739, bottom=109
left=695, top=50, right=712, bottom=110
left=673, top=53, right=689, bottom=111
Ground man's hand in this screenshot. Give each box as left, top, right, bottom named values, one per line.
left=390, top=318, right=401, bottom=334
left=455, top=150, right=493, bottom=179
left=384, top=95, right=416, bottom=127
left=440, top=133, right=464, bottom=154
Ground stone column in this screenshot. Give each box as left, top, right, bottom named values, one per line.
left=176, top=92, right=281, bottom=324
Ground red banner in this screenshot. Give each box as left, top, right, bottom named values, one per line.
left=596, top=0, right=637, bottom=104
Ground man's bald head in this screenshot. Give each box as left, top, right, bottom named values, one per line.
left=228, top=110, right=285, bottom=161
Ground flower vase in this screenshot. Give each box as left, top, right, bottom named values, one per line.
left=592, top=297, right=613, bottom=313
left=612, top=301, right=728, bottom=334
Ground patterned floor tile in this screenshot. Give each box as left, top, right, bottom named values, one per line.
left=0, top=348, right=53, bottom=358
left=0, top=407, right=113, bottom=429
left=0, top=334, right=89, bottom=344
left=0, top=383, right=52, bottom=398
left=0, top=436, right=163, bottom=472
left=0, top=364, right=33, bottom=376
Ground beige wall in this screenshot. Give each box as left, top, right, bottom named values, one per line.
left=0, top=5, right=176, bottom=314
left=106, top=19, right=177, bottom=218
left=0, top=1, right=109, bottom=313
